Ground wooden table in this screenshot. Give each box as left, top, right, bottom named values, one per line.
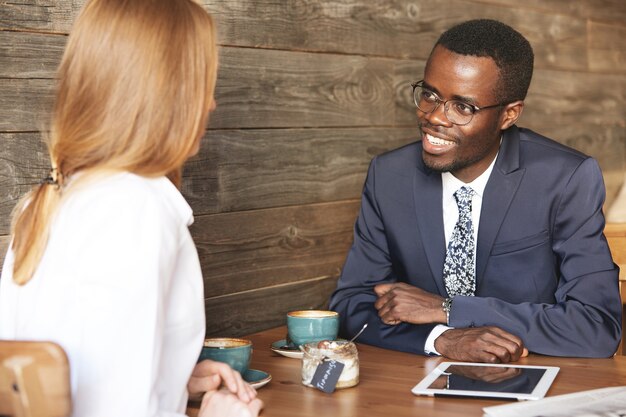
left=188, top=326, right=626, bottom=417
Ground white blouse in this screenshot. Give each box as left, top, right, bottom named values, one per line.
left=0, top=173, right=205, bottom=417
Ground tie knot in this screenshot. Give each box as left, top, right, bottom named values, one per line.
left=454, top=186, right=474, bottom=208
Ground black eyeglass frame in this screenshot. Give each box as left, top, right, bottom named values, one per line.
left=411, top=80, right=509, bottom=126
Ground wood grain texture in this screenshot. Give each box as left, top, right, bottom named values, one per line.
left=0, top=0, right=83, bottom=32
left=0, top=79, right=54, bottom=132
left=467, top=0, right=626, bottom=26
left=0, top=31, right=65, bottom=78
left=192, top=200, right=359, bottom=298
left=0, top=133, right=49, bottom=235
left=204, top=276, right=338, bottom=337
left=392, top=59, right=426, bottom=125
left=205, top=0, right=435, bottom=59
left=183, top=127, right=416, bottom=215
left=209, top=47, right=395, bottom=129
left=1, top=0, right=597, bottom=71
left=522, top=69, right=626, bottom=133
left=0, top=45, right=397, bottom=131
left=0, top=235, right=9, bottom=274
left=206, top=0, right=589, bottom=71
left=589, top=21, right=626, bottom=73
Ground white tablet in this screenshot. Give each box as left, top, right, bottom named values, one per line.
left=411, top=362, right=559, bottom=401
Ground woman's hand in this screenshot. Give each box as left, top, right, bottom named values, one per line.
left=188, top=360, right=257, bottom=403
left=199, top=389, right=263, bottom=417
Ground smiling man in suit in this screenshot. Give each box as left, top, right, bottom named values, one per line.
left=329, top=19, right=621, bottom=362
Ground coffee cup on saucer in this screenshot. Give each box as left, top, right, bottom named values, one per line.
left=287, top=310, right=339, bottom=347
left=199, top=338, right=252, bottom=374
left=199, top=337, right=272, bottom=389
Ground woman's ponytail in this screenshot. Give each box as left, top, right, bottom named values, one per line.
left=11, top=168, right=63, bottom=284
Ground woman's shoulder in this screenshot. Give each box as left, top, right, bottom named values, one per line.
left=62, top=172, right=193, bottom=226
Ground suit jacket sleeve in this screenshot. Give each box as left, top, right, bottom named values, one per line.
left=451, top=157, right=621, bottom=357
left=329, top=157, right=437, bottom=355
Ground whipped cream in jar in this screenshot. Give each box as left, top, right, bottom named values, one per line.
left=301, top=340, right=359, bottom=389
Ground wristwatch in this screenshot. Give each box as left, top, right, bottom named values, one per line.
left=442, top=297, right=453, bottom=325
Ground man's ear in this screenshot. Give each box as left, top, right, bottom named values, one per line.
left=500, top=100, right=524, bottom=130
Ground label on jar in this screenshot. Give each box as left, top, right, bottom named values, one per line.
left=311, top=359, right=345, bottom=393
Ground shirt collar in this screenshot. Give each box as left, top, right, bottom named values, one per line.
left=442, top=150, right=499, bottom=198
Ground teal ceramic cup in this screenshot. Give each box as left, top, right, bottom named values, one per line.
left=198, top=338, right=252, bottom=374
left=287, top=310, right=340, bottom=347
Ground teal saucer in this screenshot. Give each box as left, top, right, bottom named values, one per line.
left=270, top=339, right=303, bottom=359
left=243, top=369, right=271, bottom=389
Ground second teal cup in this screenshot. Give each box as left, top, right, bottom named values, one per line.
left=287, top=310, right=339, bottom=346
left=198, top=338, right=252, bottom=374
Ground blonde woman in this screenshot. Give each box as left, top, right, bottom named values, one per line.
left=0, top=0, right=262, bottom=416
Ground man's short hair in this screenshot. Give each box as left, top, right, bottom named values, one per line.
left=434, top=19, right=534, bottom=103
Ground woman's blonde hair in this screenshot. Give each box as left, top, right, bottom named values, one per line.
left=10, top=0, right=218, bottom=284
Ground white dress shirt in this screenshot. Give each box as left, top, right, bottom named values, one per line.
left=0, top=172, right=205, bottom=417
left=424, top=154, right=498, bottom=355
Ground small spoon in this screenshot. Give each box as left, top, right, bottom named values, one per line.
left=294, top=323, right=369, bottom=352
left=349, top=323, right=368, bottom=343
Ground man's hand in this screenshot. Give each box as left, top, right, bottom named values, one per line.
left=447, top=363, right=521, bottom=383
left=374, top=282, right=446, bottom=325
left=434, top=327, right=529, bottom=363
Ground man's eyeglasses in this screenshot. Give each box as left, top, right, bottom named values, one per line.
left=411, top=80, right=507, bottom=126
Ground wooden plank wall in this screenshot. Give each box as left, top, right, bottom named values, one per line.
left=1, top=0, right=625, bottom=337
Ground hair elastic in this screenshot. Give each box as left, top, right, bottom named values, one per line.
left=41, top=168, right=61, bottom=188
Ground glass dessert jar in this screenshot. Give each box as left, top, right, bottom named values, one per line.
left=301, top=340, right=359, bottom=389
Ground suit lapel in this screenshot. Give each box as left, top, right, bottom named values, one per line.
left=413, top=162, right=447, bottom=295
left=475, top=126, right=525, bottom=289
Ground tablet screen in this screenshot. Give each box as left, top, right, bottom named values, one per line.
left=412, top=362, right=559, bottom=400
left=428, top=364, right=546, bottom=394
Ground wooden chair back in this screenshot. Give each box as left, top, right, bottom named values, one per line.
left=0, top=340, right=71, bottom=417
left=605, top=223, right=626, bottom=355
left=606, top=223, right=626, bottom=280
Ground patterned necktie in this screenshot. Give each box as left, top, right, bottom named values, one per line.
left=443, top=186, right=476, bottom=297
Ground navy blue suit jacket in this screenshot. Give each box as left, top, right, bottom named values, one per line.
left=329, top=126, right=621, bottom=357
